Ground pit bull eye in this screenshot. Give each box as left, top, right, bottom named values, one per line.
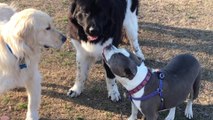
left=46, top=26, right=51, bottom=30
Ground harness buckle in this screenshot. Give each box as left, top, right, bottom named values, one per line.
left=157, top=88, right=163, bottom=93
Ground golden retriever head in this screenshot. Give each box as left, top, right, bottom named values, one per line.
left=4, top=8, right=66, bottom=51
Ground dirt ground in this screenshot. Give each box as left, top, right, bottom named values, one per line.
left=0, top=0, right=212, bottom=120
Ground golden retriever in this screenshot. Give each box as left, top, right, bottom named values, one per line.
left=0, top=3, right=66, bottom=120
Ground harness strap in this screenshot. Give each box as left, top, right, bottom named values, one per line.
left=6, top=44, right=27, bottom=69
left=129, top=71, right=165, bottom=110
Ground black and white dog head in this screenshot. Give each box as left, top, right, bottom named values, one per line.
left=102, top=45, right=142, bottom=80
left=69, top=0, right=115, bottom=41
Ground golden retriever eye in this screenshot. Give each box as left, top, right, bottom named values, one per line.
left=46, top=26, right=51, bottom=30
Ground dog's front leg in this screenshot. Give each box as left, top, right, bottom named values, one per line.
left=165, top=107, right=176, bottom=120
left=25, top=71, right=41, bottom=120
left=103, top=62, right=121, bottom=102
left=67, top=52, right=92, bottom=97
left=128, top=102, right=138, bottom=120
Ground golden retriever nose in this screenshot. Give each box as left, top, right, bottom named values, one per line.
left=61, top=35, right=67, bottom=43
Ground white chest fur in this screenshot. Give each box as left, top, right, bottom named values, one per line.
left=71, top=38, right=113, bottom=61
left=115, top=63, right=148, bottom=112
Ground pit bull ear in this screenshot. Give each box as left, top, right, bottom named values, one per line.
left=128, top=50, right=142, bottom=66
left=124, top=67, right=137, bottom=80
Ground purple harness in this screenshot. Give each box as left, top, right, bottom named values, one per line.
left=128, top=71, right=165, bottom=110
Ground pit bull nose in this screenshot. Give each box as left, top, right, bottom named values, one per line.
left=105, top=44, right=113, bottom=50
left=61, top=35, right=67, bottom=43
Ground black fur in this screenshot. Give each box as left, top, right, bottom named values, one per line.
left=68, top=0, right=139, bottom=87
left=68, top=0, right=129, bottom=46
left=131, top=0, right=139, bottom=15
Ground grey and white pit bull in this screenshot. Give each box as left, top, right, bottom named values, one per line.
left=102, top=45, right=201, bottom=120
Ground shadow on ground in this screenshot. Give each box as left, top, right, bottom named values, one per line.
left=41, top=58, right=212, bottom=120
left=139, top=22, right=213, bottom=55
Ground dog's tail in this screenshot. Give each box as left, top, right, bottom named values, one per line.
left=9, top=2, right=17, bottom=11
left=191, top=70, right=201, bottom=100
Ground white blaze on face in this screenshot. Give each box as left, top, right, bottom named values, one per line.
left=103, top=46, right=130, bottom=62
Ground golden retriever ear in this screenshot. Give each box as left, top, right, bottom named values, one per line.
left=14, top=17, right=33, bottom=40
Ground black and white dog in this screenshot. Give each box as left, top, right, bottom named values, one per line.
left=67, top=0, right=144, bottom=101
left=102, top=45, right=201, bottom=120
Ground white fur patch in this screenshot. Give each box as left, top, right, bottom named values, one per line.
left=128, top=102, right=138, bottom=120
left=115, top=62, right=148, bottom=112
left=104, top=46, right=130, bottom=62
left=105, top=77, right=121, bottom=102
left=185, top=100, right=193, bottom=119
left=123, top=0, right=145, bottom=60
left=78, top=38, right=112, bottom=60
left=165, top=107, right=176, bottom=120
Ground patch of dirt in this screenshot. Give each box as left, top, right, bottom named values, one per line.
left=0, top=0, right=212, bottom=120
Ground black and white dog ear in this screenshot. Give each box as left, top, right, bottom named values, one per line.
left=70, top=0, right=77, bottom=16
left=124, top=67, right=137, bottom=80
left=68, top=0, right=79, bottom=40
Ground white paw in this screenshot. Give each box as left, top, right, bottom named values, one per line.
left=165, top=108, right=176, bottom=120
left=165, top=115, right=175, bottom=120
left=185, top=100, right=193, bottom=119
left=26, top=112, right=39, bottom=120
left=185, top=107, right=193, bottom=119
left=67, top=85, right=82, bottom=97
left=108, top=87, right=121, bottom=102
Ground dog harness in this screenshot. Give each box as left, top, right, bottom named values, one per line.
left=128, top=69, right=165, bottom=110
left=6, top=44, right=27, bottom=69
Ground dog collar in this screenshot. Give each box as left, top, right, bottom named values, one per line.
left=128, top=69, right=152, bottom=95
left=129, top=70, right=166, bottom=110
left=6, top=44, right=27, bottom=69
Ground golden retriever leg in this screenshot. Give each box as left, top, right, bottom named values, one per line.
left=25, top=71, right=41, bottom=120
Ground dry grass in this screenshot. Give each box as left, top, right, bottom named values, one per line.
left=0, top=0, right=212, bottom=120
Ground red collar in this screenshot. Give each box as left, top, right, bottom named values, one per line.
left=128, top=69, right=152, bottom=95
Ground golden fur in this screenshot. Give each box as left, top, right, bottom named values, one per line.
left=0, top=3, right=66, bottom=120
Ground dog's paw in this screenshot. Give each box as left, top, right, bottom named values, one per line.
left=185, top=107, right=193, bottom=119
left=108, top=88, right=121, bottom=102
left=67, top=88, right=81, bottom=97
left=165, top=108, right=176, bottom=120
left=165, top=115, right=175, bottom=120
left=185, top=100, right=193, bottom=119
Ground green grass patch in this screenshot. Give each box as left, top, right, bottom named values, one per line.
left=16, top=102, right=27, bottom=110
left=2, top=96, right=10, bottom=105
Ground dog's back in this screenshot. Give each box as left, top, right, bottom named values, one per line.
left=163, top=54, right=200, bottom=77
left=162, top=54, right=201, bottom=108
left=0, top=3, right=15, bottom=21
left=0, top=3, right=15, bottom=31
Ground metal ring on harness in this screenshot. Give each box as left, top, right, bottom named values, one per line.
left=159, top=72, right=165, bottom=79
